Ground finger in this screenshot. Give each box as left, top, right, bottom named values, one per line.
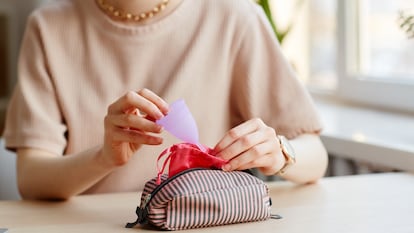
left=110, top=127, right=163, bottom=145
left=128, top=90, right=168, bottom=120
left=222, top=142, right=274, bottom=171
left=237, top=151, right=277, bottom=171
left=216, top=130, right=267, bottom=161
left=106, top=114, right=163, bottom=133
left=137, top=88, right=169, bottom=115
left=108, top=91, right=166, bottom=120
left=214, top=118, right=265, bottom=154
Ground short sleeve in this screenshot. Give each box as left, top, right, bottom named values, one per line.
left=3, top=13, right=67, bottom=154
left=230, top=6, right=322, bottom=139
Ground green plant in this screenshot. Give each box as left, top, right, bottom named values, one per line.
left=255, top=0, right=304, bottom=44
left=399, top=10, right=414, bottom=39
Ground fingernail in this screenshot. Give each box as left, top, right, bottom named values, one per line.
left=156, top=111, right=163, bottom=119
left=156, top=125, right=163, bottom=133
left=154, top=137, right=163, bottom=144
left=222, top=164, right=231, bottom=171
left=154, top=114, right=164, bottom=121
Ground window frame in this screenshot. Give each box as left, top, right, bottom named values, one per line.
left=336, top=0, right=414, bottom=112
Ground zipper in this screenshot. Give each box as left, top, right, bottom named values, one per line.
left=144, top=168, right=255, bottom=211
left=125, top=168, right=205, bottom=228
left=148, top=168, right=205, bottom=203
left=125, top=168, right=278, bottom=228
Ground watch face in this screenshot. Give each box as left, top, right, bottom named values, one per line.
left=279, top=136, right=296, bottom=161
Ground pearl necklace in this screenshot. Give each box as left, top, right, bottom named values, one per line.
left=96, top=0, right=170, bottom=22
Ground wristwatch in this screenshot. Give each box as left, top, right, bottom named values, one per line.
left=276, top=135, right=296, bottom=175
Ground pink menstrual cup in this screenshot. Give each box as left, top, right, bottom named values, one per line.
left=156, top=99, right=204, bottom=150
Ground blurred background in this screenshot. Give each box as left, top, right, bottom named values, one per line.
left=0, top=0, right=413, bottom=199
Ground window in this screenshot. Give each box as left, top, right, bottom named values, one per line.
left=357, top=0, right=414, bottom=78
left=303, top=0, right=414, bottom=112
left=307, top=0, right=338, bottom=91
left=336, top=0, right=414, bottom=112
left=268, top=0, right=339, bottom=91
left=273, top=0, right=414, bottom=112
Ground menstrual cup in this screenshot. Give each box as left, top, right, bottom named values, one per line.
left=156, top=99, right=203, bottom=150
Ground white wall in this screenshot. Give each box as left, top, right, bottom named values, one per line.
left=0, top=139, right=20, bottom=200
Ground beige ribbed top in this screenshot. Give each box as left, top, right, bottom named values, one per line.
left=4, top=0, right=322, bottom=193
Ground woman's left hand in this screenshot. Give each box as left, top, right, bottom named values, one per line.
left=214, top=118, right=286, bottom=176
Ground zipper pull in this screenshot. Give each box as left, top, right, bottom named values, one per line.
left=125, top=194, right=152, bottom=228
left=271, top=214, right=283, bottom=219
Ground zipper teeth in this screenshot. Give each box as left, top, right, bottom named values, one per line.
left=142, top=168, right=255, bottom=210
left=142, top=168, right=205, bottom=209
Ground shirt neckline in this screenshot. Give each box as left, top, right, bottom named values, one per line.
left=84, top=0, right=190, bottom=38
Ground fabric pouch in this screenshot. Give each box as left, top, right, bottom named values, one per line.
left=155, top=142, right=227, bottom=184
left=125, top=168, right=275, bottom=230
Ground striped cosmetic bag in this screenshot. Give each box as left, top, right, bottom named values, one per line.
left=125, top=168, right=277, bottom=231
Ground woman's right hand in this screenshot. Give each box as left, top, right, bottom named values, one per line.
left=100, top=88, right=169, bottom=167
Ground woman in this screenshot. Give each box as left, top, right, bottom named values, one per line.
left=3, top=0, right=328, bottom=200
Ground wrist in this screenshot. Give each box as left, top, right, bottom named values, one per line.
left=275, top=135, right=296, bottom=176
left=94, top=147, right=118, bottom=170
left=258, top=149, right=285, bottom=176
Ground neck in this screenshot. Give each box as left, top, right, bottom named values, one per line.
left=105, top=0, right=158, bottom=13
left=100, top=0, right=182, bottom=24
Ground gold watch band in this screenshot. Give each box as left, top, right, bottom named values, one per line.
left=276, top=135, right=296, bottom=176
left=276, top=159, right=291, bottom=175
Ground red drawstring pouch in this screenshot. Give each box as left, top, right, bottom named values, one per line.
left=156, top=142, right=227, bottom=184
left=153, top=99, right=228, bottom=184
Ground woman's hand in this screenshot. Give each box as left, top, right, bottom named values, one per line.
left=100, top=88, right=169, bottom=167
left=214, top=118, right=286, bottom=176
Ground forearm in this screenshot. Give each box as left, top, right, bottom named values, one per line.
left=15, top=89, right=169, bottom=200
left=17, top=147, right=114, bottom=200
left=279, top=134, right=328, bottom=184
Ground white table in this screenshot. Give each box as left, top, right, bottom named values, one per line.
left=1, top=172, right=413, bottom=233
